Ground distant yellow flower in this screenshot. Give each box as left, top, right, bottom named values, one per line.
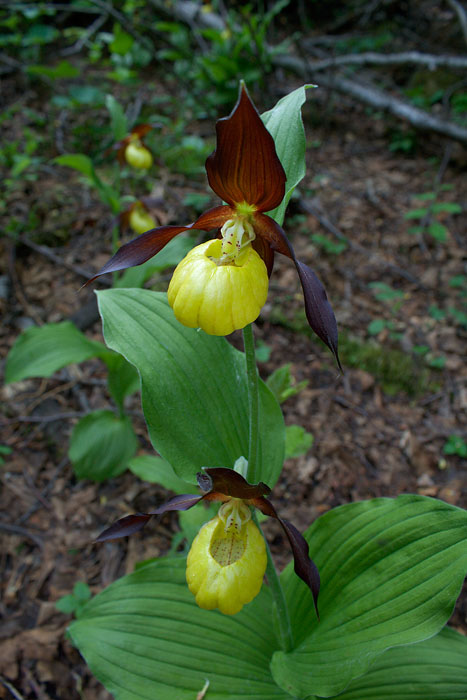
left=124, top=140, right=153, bottom=170
left=186, top=499, right=266, bottom=615
left=128, top=203, right=157, bottom=235
left=113, top=123, right=154, bottom=171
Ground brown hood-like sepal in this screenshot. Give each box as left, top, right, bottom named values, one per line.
left=205, top=84, right=286, bottom=212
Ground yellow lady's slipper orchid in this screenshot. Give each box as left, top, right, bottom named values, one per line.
left=97, top=468, right=321, bottom=618
left=113, top=123, right=154, bottom=170
left=186, top=499, right=266, bottom=614
left=89, top=85, right=339, bottom=364
left=124, top=140, right=153, bottom=170
left=128, top=203, right=157, bottom=235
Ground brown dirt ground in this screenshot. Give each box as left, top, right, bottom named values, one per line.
left=1, top=79, right=466, bottom=699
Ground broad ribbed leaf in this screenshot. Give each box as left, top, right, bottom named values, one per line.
left=69, top=410, right=138, bottom=481
left=97, top=289, right=284, bottom=486
left=271, top=495, right=467, bottom=698
left=69, top=557, right=291, bottom=700
left=319, top=626, right=467, bottom=700
left=262, top=85, right=311, bottom=226
left=5, top=321, right=108, bottom=383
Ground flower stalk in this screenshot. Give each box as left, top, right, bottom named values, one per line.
left=243, top=323, right=294, bottom=652
left=243, top=323, right=260, bottom=484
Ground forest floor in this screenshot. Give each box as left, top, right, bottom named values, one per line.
left=1, top=73, right=466, bottom=699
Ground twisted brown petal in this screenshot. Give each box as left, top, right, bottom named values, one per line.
left=85, top=205, right=232, bottom=285
left=253, top=213, right=341, bottom=369
left=252, top=496, right=320, bottom=617
left=95, top=493, right=204, bottom=542
left=205, top=84, right=286, bottom=212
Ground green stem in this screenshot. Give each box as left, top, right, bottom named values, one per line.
left=242, top=324, right=259, bottom=483
left=243, top=324, right=294, bottom=653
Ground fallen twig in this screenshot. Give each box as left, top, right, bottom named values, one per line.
left=295, top=50, right=467, bottom=72
left=274, top=56, right=467, bottom=145
left=298, top=199, right=425, bottom=289
left=0, top=521, right=44, bottom=549
left=18, top=235, right=111, bottom=285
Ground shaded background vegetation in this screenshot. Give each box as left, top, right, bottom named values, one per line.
left=0, top=1, right=466, bottom=698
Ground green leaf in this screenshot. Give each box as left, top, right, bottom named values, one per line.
left=426, top=354, right=446, bottom=369
left=262, top=85, right=312, bottom=226
left=443, top=435, right=467, bottom=458
left=69, top=557, right=289, bottom=700
left=413, top=192, right=436, bottom=201
left=10, top=156, right=32, bottom=178
left=311, top=232, right=348, bottom=255
left=73, top=581, right=92, bottom=601
left=318, top=627, right=467, bottom=700
left=27, top=60, right=79, bottom=80
left=367, top=318, right=387, bottom=335
left=449, top=274, right=467, bottom=288
left=97, top=289, right=285, bottom=486
left=428, top=222, right=448, bottom=241
left=431, top=202, right=462, bottom=214
left=54, top=153, right=94, bottom=179
left=369, top=282, right=404, bottom=302
left=110, top=24, right=134, bottom=55
left=68, top=85, right=105, bottom=106
left=69, top=410, right=138, bottom=481
left=404, top=208, right=428, bottom=219
left=5, top=321, right=106, bottom=383
left=285, top=425, right=314, bottom=458
left=56, top=594, right=79, bottom=614
left=128, top=455, right=198, bottom=494
left=104, top=352, right=140, bottom=410
left=105, top=94, right=128, bottom=141
left=24, top=23, right=58, bottom=45
left=266, top=363, right=308, bottom=404
left=271, top=495, right=467, bottom=698
left=429, top=304, right=446, bottom=320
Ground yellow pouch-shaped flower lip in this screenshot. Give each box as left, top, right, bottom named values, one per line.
left=186, top=514, right=267, bottom=615
left=167, top=239, right=268, bottom=336
left=129, top=206, right=157, bottom=235
left=125, top=141, right=153, bottom=169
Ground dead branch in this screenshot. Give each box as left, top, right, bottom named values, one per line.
left=153, top=0, right=467, bottom=145
left=18, top=235, right=112, bottom=285
left=296, top=50, right=467, bottom=71
left=446, top=0, right=467, bottom=45
left=275, top=55, right=467, bottom=145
